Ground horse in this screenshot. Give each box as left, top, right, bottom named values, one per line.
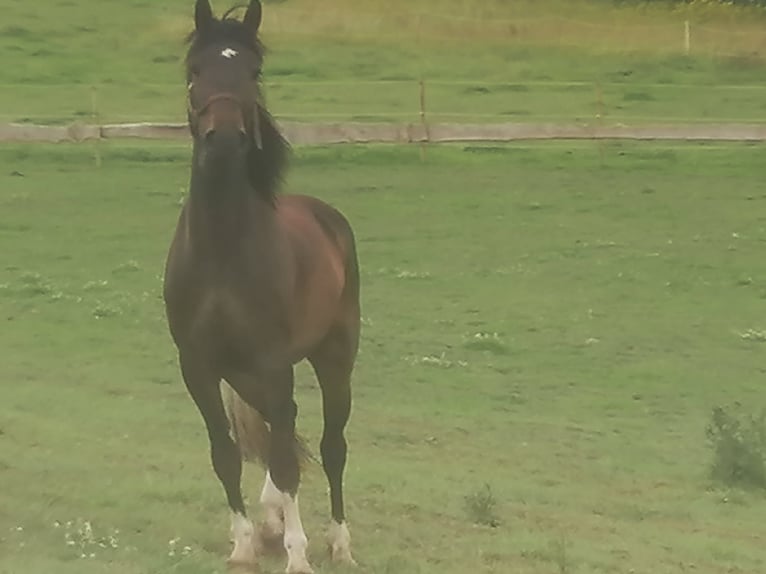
left=162, top=1, right=360, bottom=571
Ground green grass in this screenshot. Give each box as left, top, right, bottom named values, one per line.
left=1, top=140, right=765, bottom=573
left=3, top=0, right=766, bottom=124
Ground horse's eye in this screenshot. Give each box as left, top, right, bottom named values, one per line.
left=251, top=69, right=260, bottom=80
left=190, top=65, right=200, bottom=77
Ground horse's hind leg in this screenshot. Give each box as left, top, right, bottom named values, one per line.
left=179, top=355, right=257, bottom=568
left=258, top=470, right=285, bottom=552
left=309, top=322, right=359, bottom=566
left=266, top=366, right=313, bottom=574
left=222, top=374, right=285, bottom=552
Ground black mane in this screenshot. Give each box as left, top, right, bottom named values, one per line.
left=185, top=8, right=289, bottom=201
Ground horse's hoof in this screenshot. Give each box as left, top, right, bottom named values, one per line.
left=226, top=557, right=259, bottom=572
left=285, top=561, right=314, bottom=574
left=329, top=546, right=357, bottom=567
left=327, top=521, right=356, bottom=566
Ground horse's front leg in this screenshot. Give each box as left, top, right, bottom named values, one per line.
left=267, top=366, right=312, bottom=574
left=180, top=354, right=258, bottom=568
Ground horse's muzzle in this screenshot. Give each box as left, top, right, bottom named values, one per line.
left=199, top=126, right=249, bottom=170
left=203, top=126, right=248, bottom=150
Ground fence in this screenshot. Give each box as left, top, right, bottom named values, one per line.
left=3, top=78, right=766, bottom=128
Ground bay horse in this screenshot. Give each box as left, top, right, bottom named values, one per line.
left=162, top=1, right=360, bottom=571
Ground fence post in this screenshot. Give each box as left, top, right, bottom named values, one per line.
left=419, top=78, right=429, bottom=161
left=684, top=20, right=690, bottom=55
left=91, top=85, right=102, bottom=167
left=595, top=82, right=605, bottom=165
left=415, top=12, right=430, bottom=161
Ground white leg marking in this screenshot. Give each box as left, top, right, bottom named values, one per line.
left=228, top=512, right=257, bottom=566
left=260, top=471, right=284, bottom=540
left=282, top=493, right=313, bottom=574
left=327, top=520, right=356, bottom=565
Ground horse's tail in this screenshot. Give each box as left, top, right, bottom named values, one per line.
left=221, top=382, right=313, bottom=467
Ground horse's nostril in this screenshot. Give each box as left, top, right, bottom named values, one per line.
left=238, top=129, right=248, bottom=146
left=204, top=128, right=216, bottom=145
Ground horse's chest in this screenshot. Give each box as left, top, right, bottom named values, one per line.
left=190, top=288, right=289, bottom=364
left=196, top=290, right=249, bottom=331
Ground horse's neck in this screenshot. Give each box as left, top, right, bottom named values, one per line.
left=186, top=164, right=276, bottom=263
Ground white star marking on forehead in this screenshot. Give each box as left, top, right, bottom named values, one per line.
left=221, top=47, right=238, bottom=59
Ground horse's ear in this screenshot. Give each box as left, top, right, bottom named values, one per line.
left=195, top=0, right=214, bottom=32
left=243, top=0, right=262, bottom=34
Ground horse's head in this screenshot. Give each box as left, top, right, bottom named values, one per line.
left=186, top=0, right=265, bottom=166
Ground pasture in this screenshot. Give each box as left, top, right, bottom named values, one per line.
left=1, top=140, right=765, bottom=573
left=2, top=0, right=766, bottom=572
left=4, top=0, right=766, bottom=124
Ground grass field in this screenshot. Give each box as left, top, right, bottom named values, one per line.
left=1, top=140, right=765, bottom=573
left=3, top=0, right=766, bottom=124
left=2, top=1, right=766, bottom=573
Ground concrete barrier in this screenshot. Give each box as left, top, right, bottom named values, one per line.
left=3, top=121, right=766, bottom=144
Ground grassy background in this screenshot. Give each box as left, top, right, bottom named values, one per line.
left=2, top=1, right=766, bottom=573
left=2, top=0, right=766, bottom=124
left=1, top=140, right=765, bottom=573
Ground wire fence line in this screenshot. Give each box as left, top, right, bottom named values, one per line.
left=2, top=77, right=766, bottom=126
